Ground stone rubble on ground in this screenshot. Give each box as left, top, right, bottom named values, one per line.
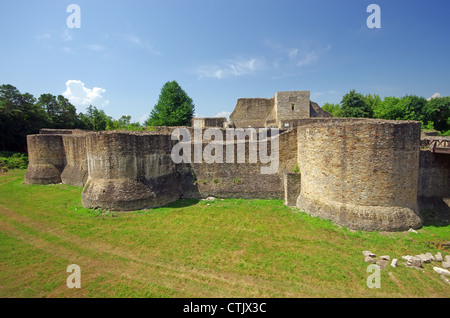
left=433, top=267, right=450, bottom=276
left=376, top=259, right=389, bottom=270
left=391, top=258, right=398, bottom=268
left=364, top=256, right=375, bottom=264
left=363, top=250, right=449, bottom=284
left=363, top=251, right=376, bottom=258
left=442, top=261, right=450, bottom=269
left=403, top=255, right=423, bottom=268
left=416, top=254, right=432, bottom=263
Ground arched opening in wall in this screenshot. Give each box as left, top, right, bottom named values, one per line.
left=291, top=104, right=295, bottom=111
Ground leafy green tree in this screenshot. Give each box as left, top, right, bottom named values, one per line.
left=0, top=85, right=45, bottom=152
left=145, top=81, right=195, bottom=127
left=404, top=95, right=428, bottom=122
left=36, top=94, right=79, bottom=128
left=364, top=93, right=382, bottom=113
left=106, top=115, right=142, bottom=131
left=423, top=97, right=450, bottom=131
left=373, top=96, right=416, bottom=120
left=340, top=90, right=373, bottom=118
left=322, top=102, right=343, bottom=117
left=79, top=105, right=112, bottom=131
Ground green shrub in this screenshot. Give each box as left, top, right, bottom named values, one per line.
left=0, top=152, right=28, bottom=170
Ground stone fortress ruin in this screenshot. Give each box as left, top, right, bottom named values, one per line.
left=25, top=91, right=450, bottom=232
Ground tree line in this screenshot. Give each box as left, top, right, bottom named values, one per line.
left=0, top=81, right=195, bottom=152
left=0, top=84, right=144, bottom=152
left=322, top=90, right=450, bottom=134
left=3, top=82, right=447, bottom=153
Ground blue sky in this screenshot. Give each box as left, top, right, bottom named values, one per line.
left=1, top=0, right=449, bottom=122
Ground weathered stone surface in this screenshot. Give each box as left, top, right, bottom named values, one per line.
left=442, top=261, right=450, bottom=269
left=364, top=256, right=375, bottom=264
left=425, top=252, right=436, bottom=262
left=403, top=256, right=423, bottom=268
left=435, top=252, right=444, bottom=262
left=433, top=267, right=450, bottom=276
left=274, top=91, right=310, bottom=124
left=230, top=98, right=274, bottom=128
left=191, top=118, right=227, bottom=129
left=440, top=274, right=450, bottom=284
left=61, top=135, right=88, bottom=187
left=380, top=255, right=390, bottom=261
left=363, top=251, right=376, bottom=257
left=376, top=259, right=389, bottom=270
left=284, top=172, right=301, bottom=207
left=416, top=254, right=432, bottom=263
left=23, top=93, right=450, bottom=232
left=310, top=101, right=333, bottom=118
left=418, top=150, right=450, bottom=222
left=391, top=259, right=398, bottom=268
left=25, top=134, right=65, bottom=184
left=296, top=119, right=423, bottom=232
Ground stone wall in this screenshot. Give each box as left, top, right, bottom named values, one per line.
left=419, top=150, right=450, bottom=198
left=81, top=132, right=180, bottom=211
left=25, top=134, right=66, bottom=184
left=61, top=135, right=88, bottom=187
left=310, top=101, right=333, bottom=118
left=275, top=91, right=310, bottom=123
left=296, top=118, right=423, bottom=231
left=192, top=117, right=227, bottom=128
left=24, top=120, right=450, bottom=231
left=418, top=150, right=450, bottom=223
left=229, top=98, right=274, bottom=128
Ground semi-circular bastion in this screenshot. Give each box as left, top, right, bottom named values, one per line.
left=296, top=119, right=423, bottom=231
left=24, top=118, right=449, bottom=232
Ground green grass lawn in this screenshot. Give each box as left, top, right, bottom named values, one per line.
left=0, top=170, right=449, bottom=298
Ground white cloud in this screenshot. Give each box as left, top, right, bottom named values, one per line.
left=215, top=111, right=231, bottom=120
left=85, top=44, right=106, bottom=52
left=289, top=45, right=332, bottom=67
left=197, top=57, right=265, bottom=79
left=265, top=40, right=331, bottom=67
left=63, top=80, right=110, bottom=108
left=126, top=35, right=161, bottom=55
left=427, top=92, right=440, bottom=101
left=63, top=29, right=73, bottom=42
left=36, top=32, right=51, bottom=41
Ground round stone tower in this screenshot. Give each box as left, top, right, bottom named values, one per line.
left=25, top=134, right=66, bottom=184
left=81, top=132, right=180, bottom=211
left=61, top=134, right=89, bottom=187
left=296, top=118, right=423, bottom=231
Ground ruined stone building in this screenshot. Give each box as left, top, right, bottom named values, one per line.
left=25, top=91, right=450, bottom=232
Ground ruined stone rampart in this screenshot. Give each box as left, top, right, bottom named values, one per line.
left=296, top=118, right=423, bottom=231
left=229, top=98, right=274, bottom=128
left=81, top=132, right=180, bottom=211
left=24, top=118, right=449, bottom=231
left=418, top=149, right=450, bottom=222
left=61, top=134, right=88, bottom=187
left=25, top=134, right=66, bottom=185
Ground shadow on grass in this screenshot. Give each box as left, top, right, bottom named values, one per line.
left=165, top=198, right=202, bottom=208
